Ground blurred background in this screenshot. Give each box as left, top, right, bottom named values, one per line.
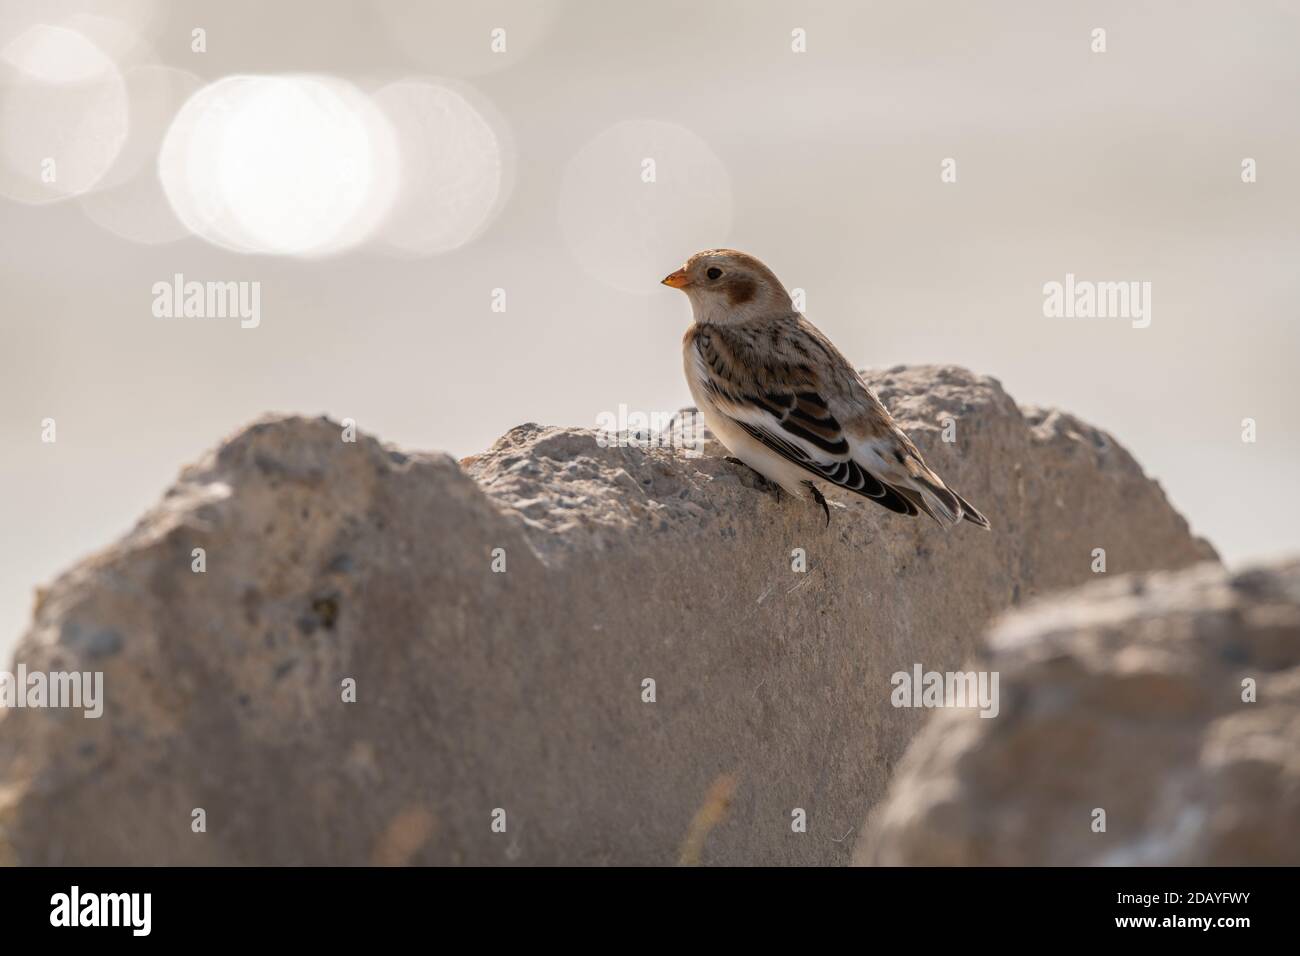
left=2, top=0, right=1298, bottom=658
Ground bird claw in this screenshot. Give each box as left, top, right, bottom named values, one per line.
left=805, top=482, right=830, bottom=527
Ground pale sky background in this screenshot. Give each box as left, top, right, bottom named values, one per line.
left=3, top=0, right=1299, bottom=659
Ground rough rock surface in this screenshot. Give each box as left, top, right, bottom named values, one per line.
left=856, top=559, right=1300, bottom=866
left=0, top=366, right=1215, bottom=865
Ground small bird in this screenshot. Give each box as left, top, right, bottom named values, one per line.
left=663, top=249, right=990, bottom=530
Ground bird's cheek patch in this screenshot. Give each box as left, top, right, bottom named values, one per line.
left=726, top=278, right=757, bottom=305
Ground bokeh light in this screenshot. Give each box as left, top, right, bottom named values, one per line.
left=558, top=120, right=733, bottom=294
left=158, top=75, right=398, bottom=257
left=0, top=23, right=128, bottom=204
left=156, top=73, right=508, bottom=258
left=0, top=1, right=162, bottom=51
left=78, top=65, right=201, bottom=245
left=370, top=79, right=507, bottom=257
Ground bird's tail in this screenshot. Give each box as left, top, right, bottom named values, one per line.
left=953, top=490, right=991, bottom=530
left=901, top=474, right=992, bottom=531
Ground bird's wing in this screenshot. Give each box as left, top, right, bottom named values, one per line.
left=691, top=320, right=990, bottom=528
left=691, top=322, right=918, bottom=516
left=831, top=374, right=992, bottom=529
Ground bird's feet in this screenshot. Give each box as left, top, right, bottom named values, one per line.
left=805, top=481, right=830, bottom=527
left=725, top=457, right=781, bottom=501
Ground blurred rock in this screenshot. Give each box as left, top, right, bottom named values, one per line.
left=0, top=366, right=1215, bottom=864
left=856, top=559, right=1300, bottom=865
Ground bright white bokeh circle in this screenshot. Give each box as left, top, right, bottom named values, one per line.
left=159, top=74, right=398, bottom=256
left=558, top=120, right=733, bottom=294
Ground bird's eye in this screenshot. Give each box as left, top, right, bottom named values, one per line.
left=706, top=267, right=722, bottom=280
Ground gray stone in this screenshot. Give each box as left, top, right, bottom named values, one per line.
left=856, top=559, right=1300, bottom=866
left=0, top=366, right=1215, bottom=865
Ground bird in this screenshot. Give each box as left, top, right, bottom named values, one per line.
left=663, top=249, right=990, bottom=530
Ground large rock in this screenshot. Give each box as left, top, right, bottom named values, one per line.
left=855, top=559, right=1300, bottom=865
left=0, top=366, right=1214, bottom=865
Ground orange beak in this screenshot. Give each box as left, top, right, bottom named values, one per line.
left=661, top=268, right=691, bottom=289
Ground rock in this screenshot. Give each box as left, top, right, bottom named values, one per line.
left=855, top=558, right=1300, bottom=866
left=0, top=366, right=1215, bottom=865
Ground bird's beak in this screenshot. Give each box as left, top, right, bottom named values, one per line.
left=661, top=268, right=691, bottom=289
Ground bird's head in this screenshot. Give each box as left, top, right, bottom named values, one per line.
left=662, top=249, right=793, bottom=325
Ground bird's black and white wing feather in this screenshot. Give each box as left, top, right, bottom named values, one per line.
left=686, top=318, right=991, bottom=528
